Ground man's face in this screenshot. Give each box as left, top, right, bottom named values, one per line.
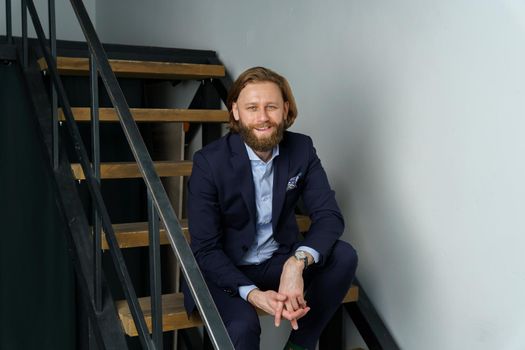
left=232, top=81, right=289, bottom=152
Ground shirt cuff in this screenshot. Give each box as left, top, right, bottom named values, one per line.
left=239, top=285, right=258, bottom=301
left=296, top=246, right=320, bottom=264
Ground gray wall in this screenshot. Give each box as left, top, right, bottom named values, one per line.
left=106, top=1, right=525, bottom=349
left=0, top=0, right=95, bottom=41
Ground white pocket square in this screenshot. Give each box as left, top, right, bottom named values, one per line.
left=286, top=172, right=302, bottom=191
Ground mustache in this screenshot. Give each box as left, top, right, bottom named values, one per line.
left=251, top=122, right=276, bottom=129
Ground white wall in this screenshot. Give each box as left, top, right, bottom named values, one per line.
left=96, top=1, right=525, bottom=349
left=0, top=0, right=95, bottom=41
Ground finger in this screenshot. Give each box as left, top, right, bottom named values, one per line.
left=274, top=301, right=283, bottom=327
left=298, top=296, right=307, bottom=308
left=288, top=307, right=310, bottom=330
left=290, top=318, right=298, bottom=330
left=282, top=308, right=303, bottom=321
left=296, top=306, right=310, bottom=320
left=290, top=297, right=299, bottom=311
left=284, top=301, right=295, bottom=314
left=281, top=308, right=296, bottom=321
left=288, top=307, right=309, bottom=320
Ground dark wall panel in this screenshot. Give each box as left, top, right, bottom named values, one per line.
left=0, top=63, right=75, bottom=349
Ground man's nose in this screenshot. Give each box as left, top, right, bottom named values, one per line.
left=256, top=108, right=270, bottom=122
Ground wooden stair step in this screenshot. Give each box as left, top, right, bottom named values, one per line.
left=101, top=215, right=311, bottom=250
left=38, top=57, right=225, bottom=80
left=116, top=293, right=201, bottom=335
left=59, top=107, right=229, bottom=123
left=102, top=220, right=189, bottom=250
left=116, top=285, right=359, bottom=336
left=71, top=161, right=192, bottom=180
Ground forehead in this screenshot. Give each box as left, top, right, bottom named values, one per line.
left=237, top=81, right=283, bottom=103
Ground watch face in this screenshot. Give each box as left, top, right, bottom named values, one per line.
left=295, top=251, right=307, bottom=259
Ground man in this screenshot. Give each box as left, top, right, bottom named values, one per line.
left=184, top=66, right=358, bottom=350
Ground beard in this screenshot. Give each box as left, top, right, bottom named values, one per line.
left=238, top=119, right=285, bottom=153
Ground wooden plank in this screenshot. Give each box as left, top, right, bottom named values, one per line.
left=115, top=293, right=203, bottom=336
left=71, top=161, right=192, bottom=180
left=101, top=220, right=189, bottom=250
left=101, top=215, right=311, bottom=250
left=116, top=285, right=359, bottom=336
left=38, top=57, right=225, bottom=80
left=59, top=107, right=229, bottom=123
left=296, top=215, right=311, bottom=232
left=343, top=284, right=360, bottom=303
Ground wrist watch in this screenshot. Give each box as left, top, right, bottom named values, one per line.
left=294, top=250, right=308, bottom=271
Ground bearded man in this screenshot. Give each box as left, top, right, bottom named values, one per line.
left=184, top=67, right=358, bottom=350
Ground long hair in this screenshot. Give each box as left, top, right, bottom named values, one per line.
left=226, top=67, right=298, bottom=133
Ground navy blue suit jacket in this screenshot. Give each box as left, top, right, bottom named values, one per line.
left=184, top=131, right=344, bottom=313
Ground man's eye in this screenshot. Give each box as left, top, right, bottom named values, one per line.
left=247, top=106, right=257, bottom=111
left=267, top=105, right=277, bottom=110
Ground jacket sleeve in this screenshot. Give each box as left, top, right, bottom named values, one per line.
left=300, top=136, right=345, bottom=264
left=187, top=151, right=253, bottom=295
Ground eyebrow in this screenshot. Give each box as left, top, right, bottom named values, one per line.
left=242, top=101, right=280, bottom=106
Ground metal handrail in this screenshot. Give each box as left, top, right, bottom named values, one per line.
left=17, top=0, right=233, bottom=348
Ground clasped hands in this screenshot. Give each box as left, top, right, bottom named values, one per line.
left=247, top=257, right=309, bottom=330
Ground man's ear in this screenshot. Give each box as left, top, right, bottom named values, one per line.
left=284, top=101, right=289, bottom=120
left=232, top=102, right=240, bottom=121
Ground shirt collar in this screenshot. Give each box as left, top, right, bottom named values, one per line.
left=244, top=143, right=280, bottom=163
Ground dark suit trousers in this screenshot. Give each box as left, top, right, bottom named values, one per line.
left=206, top=240, right=358, bottom=350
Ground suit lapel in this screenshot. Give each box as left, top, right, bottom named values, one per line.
left=272, top=141, right=289, bottom=232
left=230, top=134, right=257, bottom=223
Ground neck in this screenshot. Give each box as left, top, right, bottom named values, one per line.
left=254, top=149, right=272, bottom=162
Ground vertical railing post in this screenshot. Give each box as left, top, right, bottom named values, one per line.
left=90, top=52, right=102, bottom=350
left=49, top=0, right=58, bottom=169
left=148, top=190, right=163, bottom=348
left=21, top=0, right=28, bottom=67
left=90, top=53, right=102, bottom=311
left=6, top=0, right=12, bottom=44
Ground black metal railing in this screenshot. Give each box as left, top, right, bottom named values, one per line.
left=89, top=51, right=102, bottom=323
left=24, top=0, right=151, bottom=347
left=5, top=0, right=12, bottom=44
left=11, top=0, right=234, bottom=348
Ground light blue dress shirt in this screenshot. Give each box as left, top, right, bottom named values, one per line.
left=238, top=144, right=319, bottom=301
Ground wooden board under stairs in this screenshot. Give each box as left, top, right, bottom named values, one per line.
left=115, top=285, right=359, bottom=336
left=71, top=161, right=192, bottom=180
left=38, top=57, right=225, bottom=80
left=101, top=215, right=311, bottom=250
left=58, top=107, right=229, bottom=123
